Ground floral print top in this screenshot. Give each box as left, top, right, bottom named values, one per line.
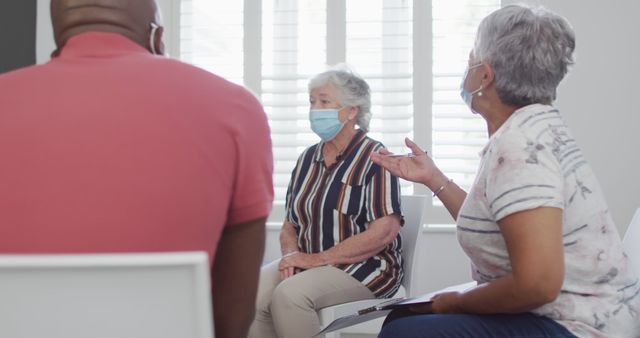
left=457, top=104, right=640, bottom=337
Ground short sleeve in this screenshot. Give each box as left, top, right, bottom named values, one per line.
left=284, top=154, right=302, bottom=223
left=364, top=145, right=402, bottom=223
left=227, top=90, right=274, bottom=225
left=485, top=129, right=564, bottom=221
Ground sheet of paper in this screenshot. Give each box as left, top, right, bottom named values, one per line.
left=395, top=281, right=477, bottom=306
left=315, top=281, right=477, bottom=336
left=314, top=309, right=392, bottom=337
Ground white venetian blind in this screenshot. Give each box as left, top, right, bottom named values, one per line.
left=431, top=0, right=499, bottom=191
left=262, top=0, right=327, bottom=201
left=179, top=0, right=244, bottom=85
left=346, top=0, right=414, bottom=196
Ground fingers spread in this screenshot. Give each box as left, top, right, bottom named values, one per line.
left=405, top=137, right=424, bottom=155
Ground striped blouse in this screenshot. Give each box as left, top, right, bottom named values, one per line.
left=285, top=130, right=403, bottom=298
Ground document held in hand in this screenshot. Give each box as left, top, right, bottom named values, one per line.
left=315, top=281, right=477, bottom=337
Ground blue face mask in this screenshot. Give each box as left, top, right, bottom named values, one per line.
left=309, top=108, right=345, bottom=141
left=460, top=63, right=483, bottom=114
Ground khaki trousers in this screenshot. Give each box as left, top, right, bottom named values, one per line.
left=248, top=260, right=375, bottom=338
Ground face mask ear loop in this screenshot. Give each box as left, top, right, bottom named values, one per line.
left=471, top=85, right=483, bottom=97
left=471, top=63, right=484, bottom=94
left=149, top=23, right=159, bottom=55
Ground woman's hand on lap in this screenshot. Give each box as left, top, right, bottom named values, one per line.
left=278, top=252, right=327, bottom=280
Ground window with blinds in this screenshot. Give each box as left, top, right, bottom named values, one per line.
left=346, top=0, right=414, bottom=197
left=176, top=0, right=501, bottom=221
left=431, top=0, right=499, bottom=190
left=262, top=0, right=414, bottom=201
left=262, top=0, right=327, bottom=201
left=179, top=0, right=244, bottom=85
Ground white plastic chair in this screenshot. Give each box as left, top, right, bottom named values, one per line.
left=0, top=251, right=214, bottom=338
left=623, top=208, right=640, bottom=274
left=318, top=194, right=427, bottom=338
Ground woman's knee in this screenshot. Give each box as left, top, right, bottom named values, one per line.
left=378, top=314, right=457, bottom=338
left=254, top=292, right=271, bottom=318
left=254, top=262, right=282, bottom=312
left=270, top=281, right=314, bottom=312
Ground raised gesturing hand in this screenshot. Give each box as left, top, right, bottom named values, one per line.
left=370, top=137, right=440, bottom=186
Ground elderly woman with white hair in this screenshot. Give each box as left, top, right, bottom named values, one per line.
left=248, top=68, right=403, bottom=338
left=372, top=4, right=639, bottom=338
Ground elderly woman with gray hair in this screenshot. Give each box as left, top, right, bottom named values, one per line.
left=372, top=4, right=639, bottom=338
left=248, top=67, right=403, bottom=338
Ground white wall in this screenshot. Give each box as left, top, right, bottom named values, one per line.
left=408, top=227, right=472, bottom=294
left=35, top=0, right=54, bottom=63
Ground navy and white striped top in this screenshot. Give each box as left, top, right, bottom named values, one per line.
left=285, top=130, right=403, bottom=298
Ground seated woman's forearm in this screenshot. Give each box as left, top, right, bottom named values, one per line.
left=320, top=240, right=387, bottom=265
left=459, top=274, right=560, bottom=314
left=320, top=215, right=400, bottom=265
left=279, top=221, right=299, bottom=255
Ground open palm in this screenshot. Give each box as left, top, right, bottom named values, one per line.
left=370, top=137, right=438, bottom=185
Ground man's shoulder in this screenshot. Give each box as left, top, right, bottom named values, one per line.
left=0, top=63, right=49, bottom=84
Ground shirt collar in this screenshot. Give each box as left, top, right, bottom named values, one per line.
left=313, top=129, right=367, bottom=163
left=479, top=103, right=554, bottom=157
left=56, top=31, right=150, bottom=59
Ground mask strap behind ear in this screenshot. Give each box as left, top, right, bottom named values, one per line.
left=149, top=22, right=159, bottom=55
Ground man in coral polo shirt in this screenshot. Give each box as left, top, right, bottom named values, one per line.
left=0, top=1, right=274, bottom=337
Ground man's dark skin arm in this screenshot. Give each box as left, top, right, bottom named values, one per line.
left=211, top=217, right=266, bottom=338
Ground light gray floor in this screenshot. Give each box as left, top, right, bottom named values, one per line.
left=341, top=335, right=376, bottom=338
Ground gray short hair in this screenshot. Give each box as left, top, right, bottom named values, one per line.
left=308, top=67, right=372, bottom=132
left=473, top=5, right=575, bottom=106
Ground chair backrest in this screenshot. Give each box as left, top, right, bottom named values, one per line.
left=399, top=194, right=427, bottom=296
left=623, top=208, right=640, bottom=274
left=0, top=251, right=214, bottom=338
